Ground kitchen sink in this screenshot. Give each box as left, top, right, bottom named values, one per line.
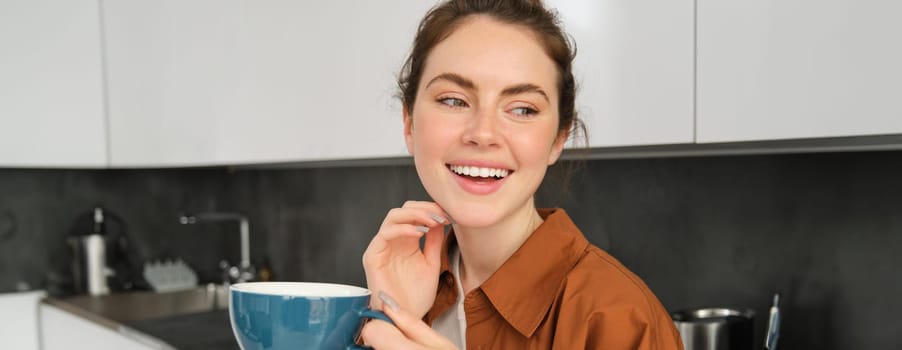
left=55, top=283, right=229, bottom=323
left=44, top=284, right=239, bottom=349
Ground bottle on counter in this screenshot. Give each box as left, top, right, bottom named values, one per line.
left=257, top=256, right=274, bottom=282
left=69, top=207, right=110, bottom=296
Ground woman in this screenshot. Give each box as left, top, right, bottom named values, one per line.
left=361, top=0, right=684, bottom=349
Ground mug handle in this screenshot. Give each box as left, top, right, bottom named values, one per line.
left=347, top=309, right=394, bottom=350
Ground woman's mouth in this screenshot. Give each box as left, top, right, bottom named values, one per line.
left=448, top=164, right=511, bottom=179
left=446, top=164, right=512, bottom=195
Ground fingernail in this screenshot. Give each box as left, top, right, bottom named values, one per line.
left=379, top=291, right=399, bottom=312
left=429, top=213, right=446, bottom=224
left=416, top=226, right=429, bottom=233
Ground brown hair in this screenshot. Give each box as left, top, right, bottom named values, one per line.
left=398, top=0, right=585, bottom=142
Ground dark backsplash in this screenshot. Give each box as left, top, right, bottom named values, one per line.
left=2, top=151, right=900, bottom=349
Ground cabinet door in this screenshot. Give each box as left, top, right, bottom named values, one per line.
left=0, top=0, right=107, bottom=168
left=0, top=291, right=45, bottom=350
left=697, top=0, right=902, bottom=143
left=40, top=304, right=157, bottom=350
left=104, top=1, right=436, bottom=167
left=550, top=0, right=695, bottom=147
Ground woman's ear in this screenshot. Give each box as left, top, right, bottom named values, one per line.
left=403, top=105, right=415, bottom=155
left=547, top=130, right=569, bottom=165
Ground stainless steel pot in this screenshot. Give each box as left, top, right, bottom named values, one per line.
left=68, top=234, right=109, bottom=296
left=672, top=308, right=754, bottom=350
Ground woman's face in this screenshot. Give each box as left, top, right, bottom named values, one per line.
left=404, top=16, right=566, bottom=228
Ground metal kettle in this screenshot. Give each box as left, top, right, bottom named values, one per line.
left=67, top=207, right=137, bottom=295
left=68, top=208, right=110, bottom=295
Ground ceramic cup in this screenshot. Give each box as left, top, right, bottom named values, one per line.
left=229, top=282, right=390, bottom=350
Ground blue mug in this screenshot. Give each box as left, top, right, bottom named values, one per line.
left=229, top=282, right=391, bottom=350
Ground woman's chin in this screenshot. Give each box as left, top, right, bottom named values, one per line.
left=444, top=204, right=506, bottom=229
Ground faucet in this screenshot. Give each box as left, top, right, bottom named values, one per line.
left=179, top=212, right=255, bottom=283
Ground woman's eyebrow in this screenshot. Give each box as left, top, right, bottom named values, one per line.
left=425, top=73, right=549, bottom=103
left=501, top=83, right=549, bottom=103
left=425, top=73, right=476, bottom=90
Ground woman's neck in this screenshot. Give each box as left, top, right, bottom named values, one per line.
left=453, top=204, right=544, bottom=294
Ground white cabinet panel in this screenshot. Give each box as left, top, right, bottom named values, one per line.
left=0, top=0, right=107, bottom=168
left=697, top=0, right=902, bottom=143
left=104, top=1, right=436, bottom=167
left=0, top=291, right=45, bottom=350
left=552, top=0, right=695, bottom=147
left=40, top=304, right=158, bottom=350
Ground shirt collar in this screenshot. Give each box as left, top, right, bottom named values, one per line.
left=434, top=208, right=590, bottom=337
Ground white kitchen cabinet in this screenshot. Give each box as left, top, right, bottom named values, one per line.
left=697, top=0, right=902, bottom=143
left=551, top=0, right=695, bottom=147
left=0, top=0, right=107, bottom=168
left=0, top=290, right=45, bottom=350
left=40, top=303, right=160, bottom=350
left=103, top=1, right=437, bottom=167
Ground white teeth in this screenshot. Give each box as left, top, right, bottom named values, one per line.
left=449, top=165, right=510, bottom=178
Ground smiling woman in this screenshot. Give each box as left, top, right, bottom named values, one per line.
left=407, top=16, right=563, bottom=229
left=360, top=1, right=684, bottom=349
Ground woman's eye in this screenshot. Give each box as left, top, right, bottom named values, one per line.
left=438, top=97, right=468, bottom=108
left=510, top=106, right=538, bottom=117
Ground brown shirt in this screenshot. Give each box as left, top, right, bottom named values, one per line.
left=425, top=209, right=684, bottom=350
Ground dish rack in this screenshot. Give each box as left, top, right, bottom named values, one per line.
left=142, top=258, right=198, bottom=292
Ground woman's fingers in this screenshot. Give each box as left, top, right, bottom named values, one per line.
left=365, top=204, right=448, bottom=261
left=379, top=292, right=457, bottom=349
left=360, top=318, right=419, bottom=350
left=401, top=200, right=445, bottom=212
left=369, top=224, right=430, bottom=247
left=361, top=200, right=451, bottom=321
left=363, top=224, right=423, bottom=263
left=413, top=201, right=454, bottom=224
left=400, top=201, right=451, bottom=224
left=366, top=204, right=445, bottom=254
left=383, top=205, right=448, bottom=229
left=360, top=292, right=457, bottom=350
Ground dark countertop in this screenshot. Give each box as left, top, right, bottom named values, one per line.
left=124, top=310, right=239, bottom=350
left=42, top=285, right=238, bottom=350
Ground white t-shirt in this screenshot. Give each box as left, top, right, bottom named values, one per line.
left=431, top=247, right=467, bottom=349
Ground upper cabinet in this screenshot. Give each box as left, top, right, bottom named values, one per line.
left=0, top=0, right=107, bottom=168
left=5, top=1, right=896, bottom=168
left=104, top=0, right=694, bottom=167
left=697, top=0, right=902, bottom=143
left=103, top=1, right=436, bottom=167
left=552, top=0, right=695, bottom=147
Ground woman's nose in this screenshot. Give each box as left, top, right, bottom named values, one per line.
left=461, top=108, right=502, bottom=148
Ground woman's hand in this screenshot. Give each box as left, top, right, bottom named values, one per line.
left=360, top=291, right=458, bottom=350
left=363, top=201, right=448, bottom=319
